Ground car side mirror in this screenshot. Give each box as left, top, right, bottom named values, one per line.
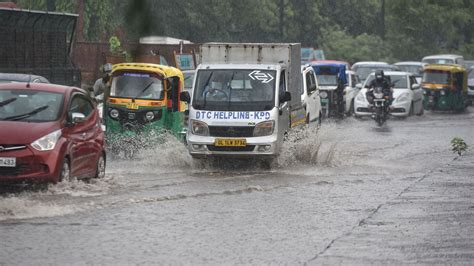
left=308, top=84, right=317, bottom=93
left=355, top=83, right=362, bottom=89
left=180, top=91, right=190, bottom=103
left=71, top=112, right=86, bottom=124
left=280, top=91, right=291, bottom=103
left=411, top=83, right=420, bottom=90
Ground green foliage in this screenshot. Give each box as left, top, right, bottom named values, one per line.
left=451, top=137, right=468, bottom=156
left=15, top=0, right=474, bottom=62
left=109, top=36, right=121, bottom=54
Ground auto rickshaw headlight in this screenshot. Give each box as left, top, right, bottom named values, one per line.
left=191, top=120, right=209, bottom=136
left=320, top=91, right=328, bottom=99
left=145, top=111, right=155, bottom=121
left=253, top=120, right=275, bottom=137
left=109, top=109, right=119, bottom=119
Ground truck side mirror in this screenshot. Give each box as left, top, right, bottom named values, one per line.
left=308, top=84, right=317, bottom=93
left=180, top=91, right=190, bottom=103
left=280, top=91, right=291, bottom=103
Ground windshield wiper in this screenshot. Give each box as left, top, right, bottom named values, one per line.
left=134, top=81, right=154, bottom=100
left=4, top=105, right=49, bottom=121
left=0, top=97, right=17, bottom=107
left=201, top=72, right=214, bottom=110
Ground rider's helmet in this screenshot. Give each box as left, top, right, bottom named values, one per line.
left=375, top=70, right=384, bottom=82
left=103, top=63, right=113, bottom=74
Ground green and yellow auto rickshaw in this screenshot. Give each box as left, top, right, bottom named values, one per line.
left=422, top=64, right=468, bottom=112
left=104, top=63, right=186, bottom=157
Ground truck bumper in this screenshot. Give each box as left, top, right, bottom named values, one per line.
left=187, top=135, right=279, bottom=158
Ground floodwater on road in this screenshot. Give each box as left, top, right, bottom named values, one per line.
left=1, top=109, right=474, bottom=264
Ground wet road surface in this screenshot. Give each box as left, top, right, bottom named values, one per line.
left=1, top=109, right=474, bottom=264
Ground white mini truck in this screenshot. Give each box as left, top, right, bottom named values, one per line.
left=180, top=43, right=306, bottom=159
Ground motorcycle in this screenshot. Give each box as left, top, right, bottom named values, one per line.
left=370, top=86, right=389, bottom=126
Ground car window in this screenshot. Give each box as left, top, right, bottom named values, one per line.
left=69, top=95, right=94, bottom=117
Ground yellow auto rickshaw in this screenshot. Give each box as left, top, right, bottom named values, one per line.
left=104, top=63, right=186, bottom=157
left=422, top=64, right=468, bottom=112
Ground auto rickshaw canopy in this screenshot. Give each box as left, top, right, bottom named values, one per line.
left=311, top=62, right=348, bottom=85
left=112, top=63, right=184, bottom=81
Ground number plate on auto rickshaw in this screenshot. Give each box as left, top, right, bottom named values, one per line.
left=126, top=102, right=139, bottom=110
left=215, top=138, right=247, bottom=147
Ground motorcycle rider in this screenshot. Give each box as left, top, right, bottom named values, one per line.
left=93, top=63, right=113, bottom=102
left=366, top=69, right=393, bottom=113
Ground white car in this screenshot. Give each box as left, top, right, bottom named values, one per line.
left=301, top=65, right=322, bottom=123
left=343, top=70, right=360, bottom=115
left=393, top=61, right=426, bottom=84
left=354, top=71, right=424, bottom=117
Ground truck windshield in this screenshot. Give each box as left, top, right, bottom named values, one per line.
left=423, top=70, right=450, bottom=85
left=110, top=73, right=164, bottom=100
left=192, top=69, right=276, bottom=111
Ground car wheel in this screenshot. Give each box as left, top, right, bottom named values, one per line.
left=95, top=153, right=106, bottom=179
left=306, top=113, right=310, bottom=124
left=409, top=102, right=414, bottom=116
left=416, top=102, right=424, bottom=116
left=59, top=157, right=71, bottom=182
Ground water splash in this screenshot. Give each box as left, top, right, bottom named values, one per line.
left=0, top=196, right=80, bottom=221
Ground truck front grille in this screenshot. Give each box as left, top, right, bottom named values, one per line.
left=207, top=145, right=256, bottom=152
left=208, top=126, right=254, bottom=137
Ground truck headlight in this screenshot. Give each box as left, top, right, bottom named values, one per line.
left=253, top=120, right=274, bottom=137
left=31, top=129, right=62, bottom=151
left=191, top=120, right=209, bottom=136
left=320, top=91, right=328, bottom=99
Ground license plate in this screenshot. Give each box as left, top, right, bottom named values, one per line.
left=215, top=138, right=247, bottom=147
left=126, top=102, right=139, bottom=110
left=0, top=157, right=16, bottom=167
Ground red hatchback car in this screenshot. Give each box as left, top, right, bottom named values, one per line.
left=0, top=82, right=106, bottom=183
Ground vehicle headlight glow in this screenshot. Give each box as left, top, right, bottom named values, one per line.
left=191, top=119, right=209, bottom=136
left=145, top=111, right=155, bottom=121
left=253, top=120, right=275, bottom=137
left=109, top=109, right=119, bottom=119
left=320, top=91, right=328, bottom=99
left=31, top=129, right=62, bottom=151
left=440, top=89, right=447, bottom=96
left=396, top=92, right=410, bottom=103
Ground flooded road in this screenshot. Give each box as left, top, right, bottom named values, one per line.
left=1, top=109, right=474, bottom=264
